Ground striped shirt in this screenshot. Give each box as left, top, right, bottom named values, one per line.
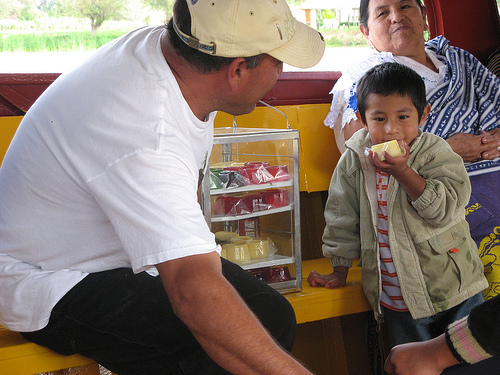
left=376, top=169, right=408, bottom=312
left=424, top=37, right=500, bottom=176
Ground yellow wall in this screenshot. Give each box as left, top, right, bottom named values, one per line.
left=0, top=116, right=23, bottom=166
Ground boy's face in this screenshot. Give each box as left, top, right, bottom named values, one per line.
left=357, top=93, right=430, bottom=146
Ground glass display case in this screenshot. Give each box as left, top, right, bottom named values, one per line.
left=202, top=126, right=301, bottom=293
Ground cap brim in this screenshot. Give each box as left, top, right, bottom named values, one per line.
left=267, top=21, right=325, bottom=69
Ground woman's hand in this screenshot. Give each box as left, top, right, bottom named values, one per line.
left=446, top=130, right=500, bottom=162
left=480, top=129, right=500, bottom=160
left=307, top=267, right=348, bottom=288
left=384, top=334, right=460, bottom=375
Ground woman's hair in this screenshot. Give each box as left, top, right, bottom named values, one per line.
left=166, top=0, right=263, bottom=73
left=359, top=0, right=424, bottom=28
left=356, top=62, right=427, bottom=123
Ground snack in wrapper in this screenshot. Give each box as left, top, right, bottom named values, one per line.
left=371, top=140, right=405, bottom=161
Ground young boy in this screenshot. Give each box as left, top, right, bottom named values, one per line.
left=308, top=62, right=488, bottom=347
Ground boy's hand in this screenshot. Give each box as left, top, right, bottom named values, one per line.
left=368, top=140, right=426, bottom=201
left=307, top=266, right=348, bottom=288
left=368, top=140, right=410, bottom=176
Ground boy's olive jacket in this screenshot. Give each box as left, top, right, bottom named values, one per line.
left=322, top=129, right=488, bottom=320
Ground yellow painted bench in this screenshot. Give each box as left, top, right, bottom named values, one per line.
left=287, top=258, right=370, bottom=324
left=0, top=326, right=95, bottom=375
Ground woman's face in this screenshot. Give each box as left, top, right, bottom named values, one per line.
left=360, top=0, right=427, bottom=57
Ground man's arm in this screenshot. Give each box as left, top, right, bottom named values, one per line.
left=157, top=251, right=312, bottom=375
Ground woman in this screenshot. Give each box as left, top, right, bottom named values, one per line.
left=321, top=0, right=500, bottom=300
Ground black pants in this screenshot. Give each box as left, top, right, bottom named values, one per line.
left=21, top=259, right=297, bottom=375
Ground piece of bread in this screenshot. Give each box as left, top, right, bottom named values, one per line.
left=371, top=140, right=404, bottom=161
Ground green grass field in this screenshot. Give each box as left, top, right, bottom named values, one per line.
left=322, top=27, right=367, bottom=47
left=0, top=23, right=365, bottom=53
left=0, top=30, right=134, bottom=52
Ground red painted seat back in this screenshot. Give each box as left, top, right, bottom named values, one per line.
left=424, top=0, right=500, bottom=64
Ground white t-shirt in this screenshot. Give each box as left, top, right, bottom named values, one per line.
left=0, top=26, right=218, bottom=331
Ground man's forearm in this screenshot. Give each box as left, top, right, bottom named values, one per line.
left=158, top=253, right=312, bottom=375
left=189, top=277, right=310, bottom=374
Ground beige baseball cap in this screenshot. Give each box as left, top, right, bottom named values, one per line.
left=173, top=0, right=325, bottom=69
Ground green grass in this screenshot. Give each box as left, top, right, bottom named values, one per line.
left=0, top=24, right=367, bottom=53
left=321, top=27, right=368, bottom=47
left=0, top=30, right=132, bottom=52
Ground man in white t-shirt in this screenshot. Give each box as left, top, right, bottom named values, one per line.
left=0, top=0, right=325, bottom=374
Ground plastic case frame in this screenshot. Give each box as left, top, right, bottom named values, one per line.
left=202, top=127, right=302, bottom=293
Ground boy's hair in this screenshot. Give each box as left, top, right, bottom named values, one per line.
left=356, top=62, right=427, bottom=123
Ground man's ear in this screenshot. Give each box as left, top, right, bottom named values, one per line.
left=226, top=57, right=249, bottom=91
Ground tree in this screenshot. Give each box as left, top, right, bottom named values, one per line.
left=141, top=0, right=174, bottom=22
left=0, top=0, right=38, bottom=19
left=38, top=0, right=57, bottom=16
left=61, top=0, right=129, bottom=34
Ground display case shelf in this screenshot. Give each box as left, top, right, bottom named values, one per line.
left=210, top=180, right=293, bottom=195
left=238, top=254, right=296, bottom=270
left=210, top=204, right=294, bottom=222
